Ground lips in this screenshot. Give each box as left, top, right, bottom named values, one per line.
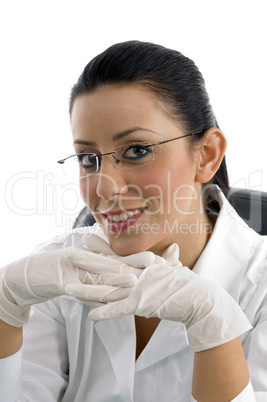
left=101, top=207, right=145, bottom=232
left=107, top=208, right=143, bottom=222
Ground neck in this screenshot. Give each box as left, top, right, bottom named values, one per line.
left=166, top=185, right=215, bottom=269
left=178, top=212, right=213, bottom=269
left=149, top=208, right=214, bottom=270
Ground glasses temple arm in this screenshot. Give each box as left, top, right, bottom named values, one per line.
left=148, top=130, right=205, bottom=148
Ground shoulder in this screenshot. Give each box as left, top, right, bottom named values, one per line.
left=240, top=233, right=267, bottom=314
left=195, top=187, right=267, bottom=302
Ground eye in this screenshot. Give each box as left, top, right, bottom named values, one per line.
left=77, top=153, right=98, bottom=169
left=122, top=144, right=152, bottom=160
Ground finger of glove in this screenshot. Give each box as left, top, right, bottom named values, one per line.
left=79, top=271, right=137, bottom=287
left=116, top=252, right=158, bottom=268
left=65, top=284, right=132, bottom=302
left=88, top=299, right=132, bottom=321
left=64, top=247, right=142, bottom=276
left=74, top=299, right=104, bottom=309
left=83, top=233, right=116, bottom=255
left=88, top=264, right=188, bottom=321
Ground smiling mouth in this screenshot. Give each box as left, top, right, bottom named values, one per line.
left=106, top=208, right=146, bottom=222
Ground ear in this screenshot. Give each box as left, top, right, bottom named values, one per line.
left=195, top=128, right=227, bottom=183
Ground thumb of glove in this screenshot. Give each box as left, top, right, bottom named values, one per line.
left=88, top=297, right=133, bottom=321
left=162, top=243, right=182, bottom=267
left=83, top=233, right=117, bottom=255
left=83, top=232, right=160, bottom=269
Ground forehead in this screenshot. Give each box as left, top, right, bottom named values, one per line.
left=71, top=85, right=161, bottom=124
left=70, top=85, right=182, bottom=143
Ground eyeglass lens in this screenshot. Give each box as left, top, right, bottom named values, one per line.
left=60, top=142, right=155, bottom=178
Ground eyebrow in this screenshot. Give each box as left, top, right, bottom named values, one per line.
left=73, top=127, right=160, bottom=146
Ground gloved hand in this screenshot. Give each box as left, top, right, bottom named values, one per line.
left=65, top=233, right=163, bottom=300
left=0, top=242, right=156, bottom=328
left=85, top=243, right=252, bottom=352
left=82, top=232, right=164, bottom=267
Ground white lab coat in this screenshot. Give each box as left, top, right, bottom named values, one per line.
left=0, top=188, right=267, bottom=401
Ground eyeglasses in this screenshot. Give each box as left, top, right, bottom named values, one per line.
left=57, top=130, right=204, bottom=178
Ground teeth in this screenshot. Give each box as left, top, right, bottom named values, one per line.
left=107, top=209, right=142, bottom=222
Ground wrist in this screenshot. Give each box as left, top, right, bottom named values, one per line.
left=0, top=320, right=23, bottom=359
left=192, top=337, right=250, bottom=401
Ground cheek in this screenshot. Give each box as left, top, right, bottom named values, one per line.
left=141, top=158, right=198, bottom=216
left=78, top=155, right=197, bottom=215
left=79, top=177, right=97, bottom=210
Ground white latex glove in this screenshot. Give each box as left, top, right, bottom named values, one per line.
left=82, top=232, right=161, bottom=268
left=87, top=243, right=252, bottom=352
left=0, top=244, right=155, bottom=328
left=65, top=233, right=163, bottom=300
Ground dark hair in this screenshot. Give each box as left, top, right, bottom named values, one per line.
left=69, top=41, right=229, bottom=200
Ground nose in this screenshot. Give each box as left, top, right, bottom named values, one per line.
left=96, top=156, right=128, bottom=201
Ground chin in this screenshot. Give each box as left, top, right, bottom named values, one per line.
left=108, top=236, right=150, bottom=256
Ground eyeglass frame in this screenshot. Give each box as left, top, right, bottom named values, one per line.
left=57, top=129, right=205, bottom=173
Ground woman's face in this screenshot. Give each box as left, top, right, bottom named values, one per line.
left=71, top=85, right=204, bottom=256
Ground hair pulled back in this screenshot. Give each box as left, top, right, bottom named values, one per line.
left=69, top=41, right=229, bottom=199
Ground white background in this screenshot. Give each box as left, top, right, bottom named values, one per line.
left=0, top=0, right=266, bottom=267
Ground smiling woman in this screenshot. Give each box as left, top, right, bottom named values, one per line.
left=68, top=85, right=220, bottom=261
left=0, top=41, right=266, bottom=402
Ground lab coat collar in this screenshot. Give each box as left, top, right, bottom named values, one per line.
left=193, top=187, right=254, bottom=301
left=94, top=316, right=189, bottom=378
left=135, top=320, right=189, bottom=372
left=94, top=316, right=136, bottom=399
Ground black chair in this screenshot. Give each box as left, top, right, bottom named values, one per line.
left=73, top=188, right=267, bottom=236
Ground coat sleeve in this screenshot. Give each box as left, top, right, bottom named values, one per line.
left=0, top=299, right=69, bottom=401
left=239, top=243, right=267, bottom=402
left=0, top=229, right=90, bottom=401
left=242, top=260, right=267, bottom=401
left=190, top=241, right=267, bottom=402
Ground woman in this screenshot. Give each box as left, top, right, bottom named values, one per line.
left=0, top=41, right=266, bottom=401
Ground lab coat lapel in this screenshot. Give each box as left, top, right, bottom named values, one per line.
left=94, top=316, right=136, bottom=399
left=193, top=190, right=253, bottom=301
left=95, top=316, right=189, bottom=376
left=135, top=320, right=189, bottom=372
